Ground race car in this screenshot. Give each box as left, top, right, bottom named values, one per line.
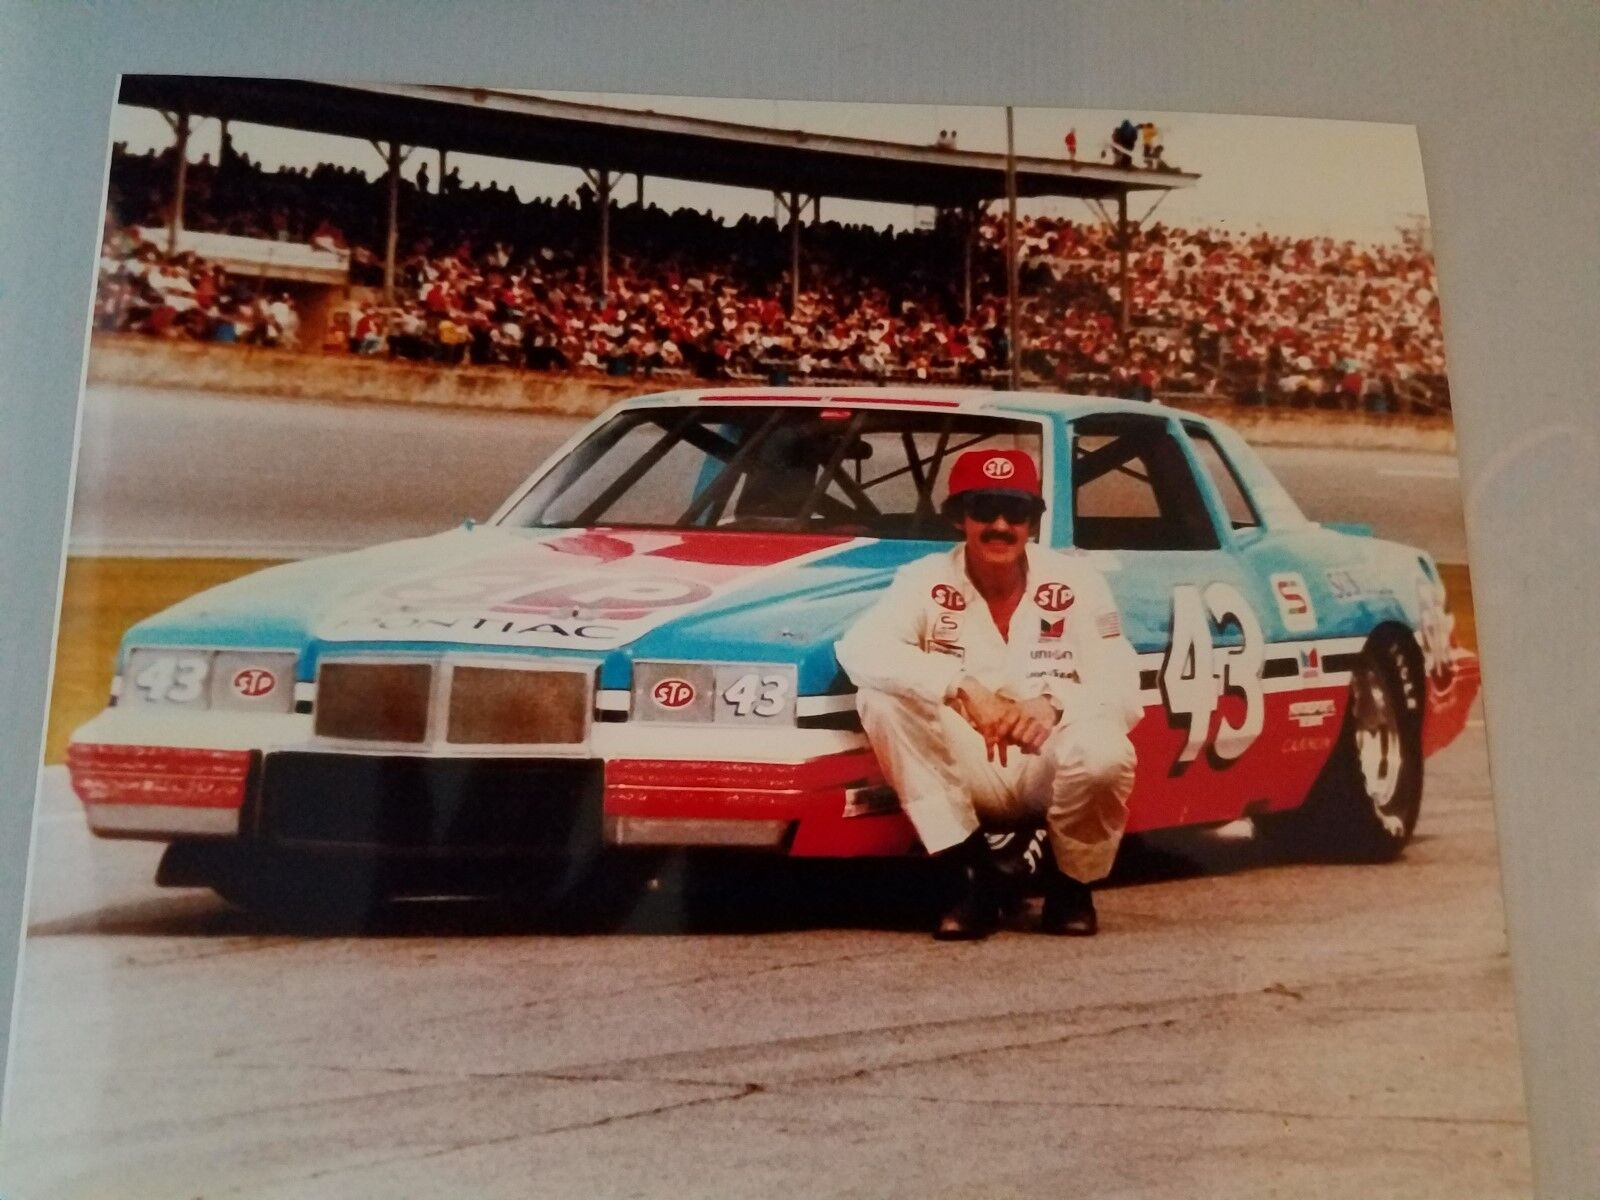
left=67, top=388, right=1479, bottom=912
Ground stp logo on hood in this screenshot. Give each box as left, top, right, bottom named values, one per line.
left=981, top=456, right=1016, bottom=480
left=931, top=584, right=966, bottom=611
left=505, top=576, right=713, bottom=617
left=651, top=678, right=696, bottom=709
left=231, top=667, right=277, bottom=698
left=1033, top=582, right=1075, bottom=612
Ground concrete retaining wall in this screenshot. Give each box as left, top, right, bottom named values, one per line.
left=86, top=335, right=642, bottom=417
left=85, top=334, right=1458, bottom=452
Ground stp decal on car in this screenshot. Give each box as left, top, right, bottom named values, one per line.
left=1271, top=571, right=1317, bottom=633
left=231, top=667, right=277, bottom=698
left=316, top=529, right=860, bottom=650
left=650, top=678, right=696, bottom=709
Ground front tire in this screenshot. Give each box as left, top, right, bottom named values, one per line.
left=1256, top=632, right=1423, bottom=862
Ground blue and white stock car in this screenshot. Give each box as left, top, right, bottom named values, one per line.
left=69, top=389, right=1479, bottom=910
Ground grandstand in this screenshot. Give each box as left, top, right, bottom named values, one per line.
left=96, top=78, right=1448, bottom=413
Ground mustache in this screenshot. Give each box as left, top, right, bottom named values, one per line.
left=980, top=530, right=1019, bottom=545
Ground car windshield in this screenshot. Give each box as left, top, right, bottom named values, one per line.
left=501, top=403, right=1047, bottom=541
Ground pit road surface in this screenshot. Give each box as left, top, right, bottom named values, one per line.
left=68, top=385, right=1469, bottom=562
left=2, top=713, right=1528, bottom=1199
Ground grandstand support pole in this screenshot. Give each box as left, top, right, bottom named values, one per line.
left=1117, top=190, right=1131, bottom=357
left=438, top=148, right=447, bottom=193
left=1005, top=106, right=1021, bottom=391
left=789, top=191, right=802, bottom=315
left=636, top=173, right=645, bottom=207
left=777, top=190, right=805, bottom=315
left=583, top=168, right=615, bottom=297
left=383, top=141, right=403, bottom=305
left=161, top=110, right=191, bottom=255
left=961, top=202, right=978, bottom=319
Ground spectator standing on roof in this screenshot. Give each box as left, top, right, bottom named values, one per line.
left=1140, top=122, right=1160, bottom=168
left=1064, top=128, right=1077, bottom=161
left=1111, top=119, right=1138, bottom=167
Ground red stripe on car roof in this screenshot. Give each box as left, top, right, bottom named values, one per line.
left=640, top=528, right=853, bottom=566
left=698, top=393, right=962, bottom=409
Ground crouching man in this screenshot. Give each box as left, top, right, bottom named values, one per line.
left=835, top=449, right=1143, bottom=940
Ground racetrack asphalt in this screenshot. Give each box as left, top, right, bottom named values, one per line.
left=65, top=385, right=1471, bottom=563
left=0, top=709, right=1529, bottom=1199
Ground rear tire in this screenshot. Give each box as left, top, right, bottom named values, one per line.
left=1255, top=632, right=1423, bottom=862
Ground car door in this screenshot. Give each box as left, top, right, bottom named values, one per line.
left=1063, top=412, right=1289, bottom=831
left=1179, top=420, right=1350, bottom=818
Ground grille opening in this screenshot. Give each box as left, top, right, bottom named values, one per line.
left=314, top=661, right=433, bottom=744
left=447, top=666, right=590, bottom=745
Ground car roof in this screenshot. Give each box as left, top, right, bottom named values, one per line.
left=618, top=386, right=1213, bottom=427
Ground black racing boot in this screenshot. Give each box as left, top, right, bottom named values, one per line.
left=1039, top=862, right=1098, bottom=937
left=932, top=831, right=1002, bottom=941
left=987, top=826, right=1052, bottom=913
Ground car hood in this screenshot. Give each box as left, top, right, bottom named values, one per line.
left=126, top=526, right=932, bottom=689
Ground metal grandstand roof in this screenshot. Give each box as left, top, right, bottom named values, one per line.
left=117, top=76, right=1198, bottom=206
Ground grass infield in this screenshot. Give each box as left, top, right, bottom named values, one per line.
left=41, top=556, right=1477, bottom=767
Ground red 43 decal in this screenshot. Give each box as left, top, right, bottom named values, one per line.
left=1160, top=583, right=1265, bottom=764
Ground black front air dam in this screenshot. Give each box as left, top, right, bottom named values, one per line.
left=255, top=752, right=603, bottom=856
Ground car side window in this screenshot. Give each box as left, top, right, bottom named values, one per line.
left=1071, top=415, right=1219, bottom=551
left=1184, top=425, right=1261, bottom=531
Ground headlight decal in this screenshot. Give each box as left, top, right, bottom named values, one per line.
left=119, top=647, right=298, bottom=714
left=632, top=661, right=799, bottom=726
left=123, top=648, right=214, bottom=709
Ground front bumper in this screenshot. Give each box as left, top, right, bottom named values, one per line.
left=67, top=713, right=915, bottom=858
left=69, top=742, right=254, bottom=838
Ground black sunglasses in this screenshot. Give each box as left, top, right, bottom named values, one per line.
left=965, top=493, right=1043, bottom=524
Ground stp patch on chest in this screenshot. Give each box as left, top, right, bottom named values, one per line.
left=1033, top=582, right=1074, bottom=612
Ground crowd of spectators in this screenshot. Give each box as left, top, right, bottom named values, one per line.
left=93, top=225, right=302, bottom=347
left=97, top=141, right=1449, bottom=411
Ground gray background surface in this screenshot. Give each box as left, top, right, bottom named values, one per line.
left=1, top=2, right=1595, bottom=1195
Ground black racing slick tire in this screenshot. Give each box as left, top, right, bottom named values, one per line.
left=1255, top=631, right=1424, bottom=863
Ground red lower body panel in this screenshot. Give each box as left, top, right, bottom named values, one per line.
left=68, top=743, right=253, bottom=810
left=604, top=750, right=918, bottom=856
left=1124, top=687, right=1349, bottom=830
left=605, top=689, right=1352, bottom=852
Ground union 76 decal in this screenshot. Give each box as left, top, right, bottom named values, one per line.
left=1160, top=583, right=1266, bottom=765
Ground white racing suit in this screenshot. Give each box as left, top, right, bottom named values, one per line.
left=836, top=544, right=1144, bottom=882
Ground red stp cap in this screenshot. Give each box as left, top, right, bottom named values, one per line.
left=946, top=449, right=1043, bottom=501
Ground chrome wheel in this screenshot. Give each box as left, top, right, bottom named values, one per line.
left=1256, top=635, right=1423, bottom=862
left=1351, top=658, right=1406, bottom=836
